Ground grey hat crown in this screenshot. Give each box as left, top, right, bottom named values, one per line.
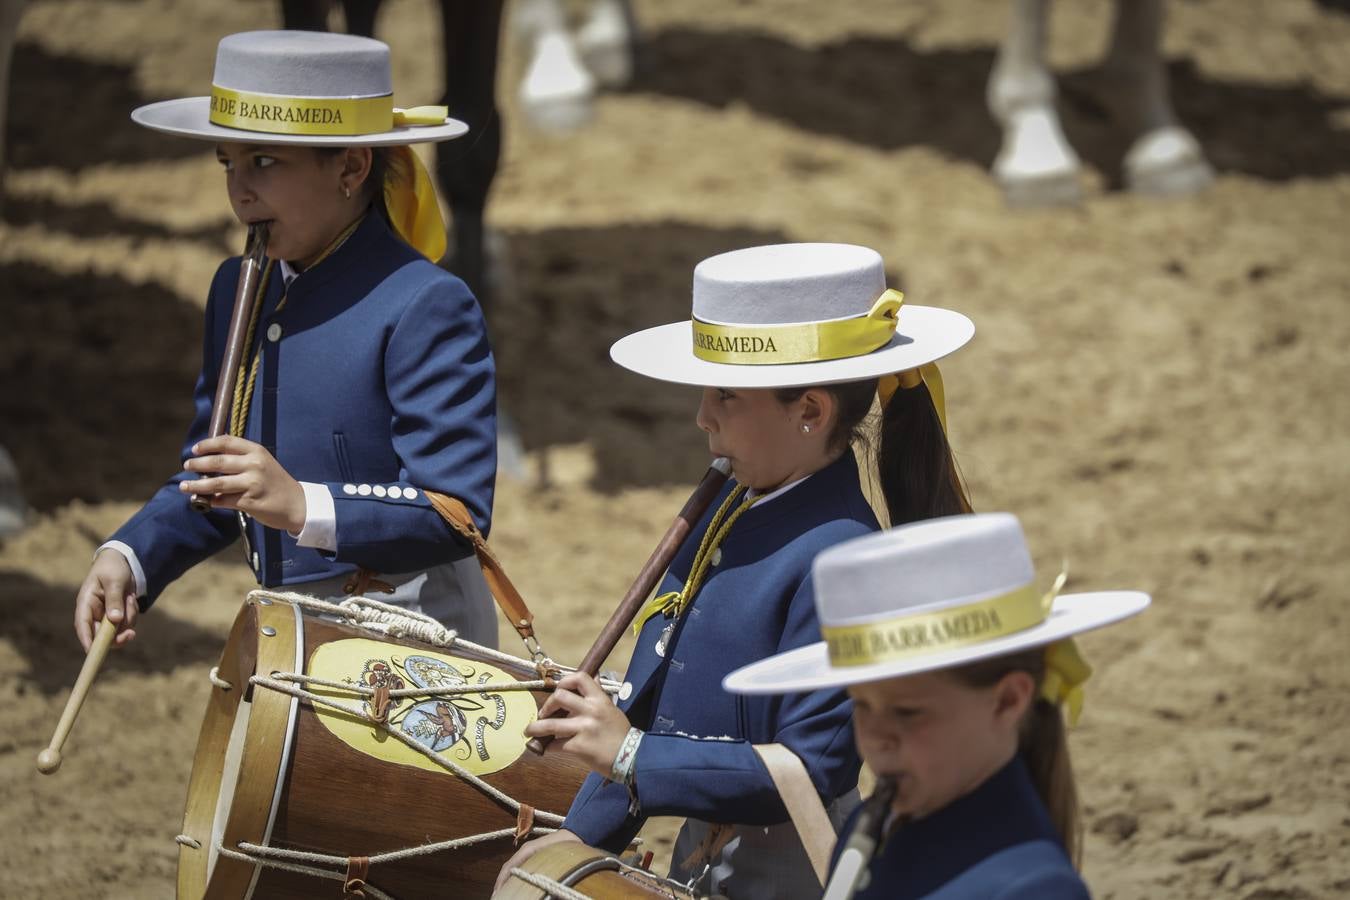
left=813, top=513, right=1036, bottom=628
left=692, top=243, right=888, bottom=326
left=214, top=31, right=392, bottom=98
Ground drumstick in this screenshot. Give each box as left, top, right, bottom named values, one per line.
left=36, top=616, right=118, bottom=775
left=528, top=457, right=732, bottom=755
left=190, top=221, right=270, bottom=512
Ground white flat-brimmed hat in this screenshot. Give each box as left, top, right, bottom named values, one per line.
left=131, top=30, right=467, bottom=146
left=723, top=513, right=1149, bottom=696
left=609, top=243, right=974, bottom=389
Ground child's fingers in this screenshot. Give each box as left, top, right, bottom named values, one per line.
left=537, top=686, right=586, bottom=719
left=191, top=435, right=253, bottom=456
left=183, top=454, right=249, bottom=474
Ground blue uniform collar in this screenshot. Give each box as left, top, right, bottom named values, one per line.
left=278, top=211, right=406, bottom=295
left=875, top=756, right=1066, bottom=898
left=730, top=451, right=861, bottom=535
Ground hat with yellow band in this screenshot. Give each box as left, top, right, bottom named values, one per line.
left=130, top=30, right=462, bottom=260
left=722, top=513, right=1149, bottom=725
left=609, top=243, right=974, bottom=389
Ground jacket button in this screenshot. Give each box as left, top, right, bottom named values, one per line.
left=357, top=484, right=372, bottom=496
left=266, top=323, right=282, bottom=342
left=251, top=551, right=260, bottom=571
left=403, top=487, right=418, bottom=500
left=619, top=682, right=633, bottom=701
left=342, top=484, right=357, bottom=495
left=372, top=485, right=387, bottom=497
left=711, top=547, right=722, bottom=567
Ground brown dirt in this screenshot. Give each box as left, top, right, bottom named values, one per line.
left=3, top=1, right=1349, bottom=897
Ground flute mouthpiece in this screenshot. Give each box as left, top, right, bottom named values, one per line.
left=711, top=457, right=732, bottom=476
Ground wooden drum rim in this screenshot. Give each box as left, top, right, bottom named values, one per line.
left=177, top=597, right=303, bottom=900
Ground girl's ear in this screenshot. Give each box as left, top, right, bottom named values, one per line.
left=797, top=387, right=836, bottom=435
left=340, top=146, right=374, bottom=193
left=992, top=669, right=1036, bottom=730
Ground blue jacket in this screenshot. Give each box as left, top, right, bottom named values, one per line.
left=110, top=213, right=497, bottom=604
left=564, top=452, right=876, bottom=851
left=832, top=757, right=1089, bottom=899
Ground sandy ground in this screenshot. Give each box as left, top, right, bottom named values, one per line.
left=2, top=0, right=1349, bottom=897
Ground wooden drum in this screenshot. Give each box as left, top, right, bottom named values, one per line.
left=176, top=593, right=589, bottom=899
left=495, top=842, right=701, bottom=899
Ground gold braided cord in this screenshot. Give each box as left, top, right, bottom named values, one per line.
left=634, top=485, right=761, bottom=633
left=227, top=216, right=365, bottom=438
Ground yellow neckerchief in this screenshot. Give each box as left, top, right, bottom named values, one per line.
left=633, top=485, right=761, bottom=634
left=228, top=214, right=365, bottom=437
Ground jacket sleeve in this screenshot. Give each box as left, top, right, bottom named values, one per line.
left=107, top=260, right=242, bottom=605
left=325, top=270, right=497, bottom=572
left=625, top=576, right=860, bottom=826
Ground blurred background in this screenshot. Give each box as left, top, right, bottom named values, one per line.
left=1, top=0, right=1348, bottom=897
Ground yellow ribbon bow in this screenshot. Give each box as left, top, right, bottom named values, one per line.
left=876, top=361, right=949, bottom=434
left=1037, top=569, right=1092, bottom=726
left=384, top=143, right=448, bottom=263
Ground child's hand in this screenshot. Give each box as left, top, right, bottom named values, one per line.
left=493, top=829, right=582, bottom=895
left=525, top=672, right=632, bottom=776
left=74, top=549, right=139, bottom=651
left=181, top=436, right=307, bottom=533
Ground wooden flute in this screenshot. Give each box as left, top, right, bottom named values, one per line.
left=189, top=222, right=270, bottom=512
left=527, top=456, right=732, bottom=755
left=821, top=776, right=898, bottom=900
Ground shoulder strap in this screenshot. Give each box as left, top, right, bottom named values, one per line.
left=753, top=743, right=837, bottom=886
left=424, top=490, right=536, bottom=643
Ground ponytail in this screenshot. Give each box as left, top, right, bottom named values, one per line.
left=775, top=375, right=971, bottom=527
left=948, top=649, right=1083, bottom=868
left=877, top=378, right=971, bottom=526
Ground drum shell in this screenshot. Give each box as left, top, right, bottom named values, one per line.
left=496, top=842, right=699, bottom=900
left=176, top=596, right=589, bottom=900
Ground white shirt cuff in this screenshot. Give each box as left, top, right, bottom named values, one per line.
left=292, top=481, right=337, bottom=552
left=97, top=541, right=147, bottom=598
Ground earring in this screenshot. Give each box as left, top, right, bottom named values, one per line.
left=800, top=424, right=812, bottom=434
left=343, top=185, right=351, bottom=200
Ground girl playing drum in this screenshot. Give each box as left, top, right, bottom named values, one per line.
left=498, top=242, right=975, bottom=898
left=72, top=31, right=499, bottom=651
left=724, top=513, right=1151, bottom=899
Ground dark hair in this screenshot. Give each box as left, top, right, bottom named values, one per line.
left=945, top=649, right=1082, bottom=866
left=774, top=377, right=971, bottom=526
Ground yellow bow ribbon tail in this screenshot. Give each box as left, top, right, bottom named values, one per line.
left=1041, top=637, right=1093, bottom=727
left=384, top=144, right=448, bottom=263
left=634, top=591, right=684, bottom=636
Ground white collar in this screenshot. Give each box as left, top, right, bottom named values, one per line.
left=279, top=258, right=300, bottom=287
left=745, top=473, right=810, bottom=506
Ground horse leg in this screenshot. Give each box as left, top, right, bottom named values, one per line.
left=515, top=0, right=595, bottom=131
left=0, top=0, right=27, bottom=216
left=279, top=0, right=331, bottom=30
left=1099, top=0, right=1213, bottom=196
left=339, top=0, right=379, bottom=37
left=435, top=0, right=503, bottom=307
left=575, top=0, right=638, bottom=88
left=987, top=0, right=1082, bottom=206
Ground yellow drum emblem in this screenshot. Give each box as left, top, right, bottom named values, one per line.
left=308, top=638, right=536, bottom=777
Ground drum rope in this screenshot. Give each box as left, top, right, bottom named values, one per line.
left=248, top=589, right=574, bottom=677
left=248, top=672, right=569, bottom=826
left=212, top=843, right=399, bottom=900
left=508, top=868, right=595, bottom=900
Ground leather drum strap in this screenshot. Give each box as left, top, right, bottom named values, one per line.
left=424, top=490, right=536, bottom=643
left=753, top=743, right=837, bottom=887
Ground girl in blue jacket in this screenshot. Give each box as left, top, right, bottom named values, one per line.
left=72, top=31, right=498, bottom=652
left=497, top=242, right=975, bottom=898
left=724, top=513, right=1151, bottom=900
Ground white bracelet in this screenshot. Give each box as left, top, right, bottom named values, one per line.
left=610, top=726, right=644, bottom=787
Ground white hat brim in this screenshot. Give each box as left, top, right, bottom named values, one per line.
left=609, top=305, right=974, bottom=388
left=722, top=591, right=1151, bottom=695
left=131, top=97, right=469, bottom=146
